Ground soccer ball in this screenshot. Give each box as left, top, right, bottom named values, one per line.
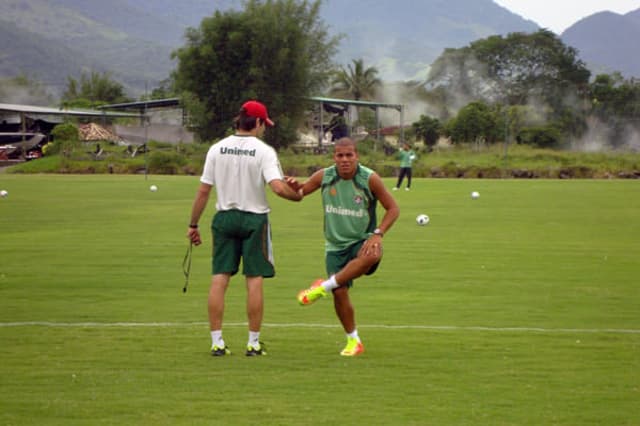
left=471, top=191, right=480, bottom=199
left=0, top=190, right=7, bottom=198
left=416, top=214, right=429, bottom=226
left=150, top=185, right=158, bottom=192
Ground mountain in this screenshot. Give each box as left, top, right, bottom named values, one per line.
left=561, top=9, right=640, bottom=78
left=319, top=0, right=539, bottom=81
left=0, top=0, right=539, bottom=99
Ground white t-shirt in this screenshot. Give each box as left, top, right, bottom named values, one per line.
left=200, top=135, right=284, bottom=213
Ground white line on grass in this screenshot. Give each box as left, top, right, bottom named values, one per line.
left=0, top=321, right=639, bottom=334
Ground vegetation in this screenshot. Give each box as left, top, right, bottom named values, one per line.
left=145, top=77, right=178, bottom=100
left=49, top=122, right=80, bottom=158
left=411, top=114, right=442, bottom=150
left=61, top=71, right=132, bottom=109
left=590, top=72, right=640, bottom=148
left=422, top=30, right=640, bottom=149
left=0, top=0, right=175, bottom=95
left=428, top=30, right=590, bottom=118
left=329, top=58, right=382, bottom=101
left=3, top=5, right=640, bottom=165
left=445, top=101, right=499, bottom=144
left=1, top=175, right=638, bottom=425
left=171, top=0, right=340, bottom=148
left=6, top=138, right=640, bottom=179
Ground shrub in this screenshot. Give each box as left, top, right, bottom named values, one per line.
left=517, top=126, right=561, bottom=148
left=51, top=123, right=80, bottom=158
left=147, top=151, right=187, bottom=174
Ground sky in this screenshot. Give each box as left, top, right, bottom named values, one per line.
left=493, top=0, right=640, bottom=34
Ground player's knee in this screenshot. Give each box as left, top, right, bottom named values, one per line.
left=361, top=251, right=381, bottom=266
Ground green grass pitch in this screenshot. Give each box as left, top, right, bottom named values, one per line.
left=0, top=174, right=639, bottom=425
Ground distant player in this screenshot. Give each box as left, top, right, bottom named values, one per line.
left=393, top=142, right=416, bottom=191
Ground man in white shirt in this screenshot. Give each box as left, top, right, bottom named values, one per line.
left=187, top=100, right=302, bottom=356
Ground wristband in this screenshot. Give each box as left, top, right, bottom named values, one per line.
left=189, top=224, right=198, bottom=229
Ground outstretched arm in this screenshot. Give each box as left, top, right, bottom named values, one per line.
left=269, top=178, right=303, bottom=201
left=285, top=169, right=324, bottom=199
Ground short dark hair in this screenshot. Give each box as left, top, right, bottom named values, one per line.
left=335, top=137, right=357, bottom=151
left=234, top=108, right=260, bottom=131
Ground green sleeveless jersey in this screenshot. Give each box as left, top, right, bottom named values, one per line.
left=398, top=149, right=416, bottom=168
left=321, top=164, right=377, bottom=251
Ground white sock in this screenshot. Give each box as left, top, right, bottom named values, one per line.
left=347, top=330, right=360, bottom=342
left=211, top=330, right=224, bottom=348
left=321, top=275, right=339, bottom=292
left=248, top=331, right=260, bottom=348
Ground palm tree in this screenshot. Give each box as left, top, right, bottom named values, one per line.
left=330, top=59, right=381, bottom=100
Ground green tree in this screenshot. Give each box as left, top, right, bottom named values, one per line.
left=330, top=58, right=382, bottom=101
left=147, top=78, right=177, bottom=100
left=590, top=73, right=640, bottom=119
left=62, top=71, right=131, bottom=108
left=411, top=115, right=441, bottom=150
left=517, top=126, right=561, bottom=148
left=172, top=0, right=339, bottom=148
left=445, top=101, right=498, bottom=144
left=427, top=30, right=591, bottom=134
left=589, top=72, right=640, bottom=147
left=50, top=122, right=79, bottom=158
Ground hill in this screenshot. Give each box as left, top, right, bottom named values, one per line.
left=0, top=0, right=539, bottom=98
left=316, top=0, right=539, bottom=81
left=561, top=9, right=640, bottom=78
left=0, top=0, right=190, bottom=96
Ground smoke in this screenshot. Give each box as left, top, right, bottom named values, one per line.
left=424, top=55, right=499, bottom=116
left=368, top=52, right=506, bottom=129
left=374, top=81, right=436, bottom=127
left=0, top=79, right=54, bottom=106
left=570, top=117, right=640, bottom=152
left=621, top=127, right=640, bottom=152
left=569, top=117, right=614, bottom=152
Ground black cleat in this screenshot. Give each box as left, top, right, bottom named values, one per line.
left=245, top=342, right=267, bottom=356
left=211, top=346, right=231, bottom=356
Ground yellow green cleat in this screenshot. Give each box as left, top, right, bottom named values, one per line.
left=340, top=338, right=364, bottom=356
left=297, top=279, right=328, bottom=305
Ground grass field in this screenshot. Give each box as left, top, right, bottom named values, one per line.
left=0, top=174, right=639, bottom=425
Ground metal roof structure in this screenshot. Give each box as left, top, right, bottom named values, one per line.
left=98, top=98, right=181, bottom=111
left=309, top=96, right=405, bottom=146
left=0, top=103, right=141, bottom=119
left=309, top=96, right=403, bottom=111
left=99, top=98, right=185, bottom=126
left=99, top=96, right=407, bottom=146
left=100, top=96, right=404, bottom=113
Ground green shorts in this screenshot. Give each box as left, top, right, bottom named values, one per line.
left=326, top=240, right=380, bottom=287
left=211, top=210, right=274, bottom=278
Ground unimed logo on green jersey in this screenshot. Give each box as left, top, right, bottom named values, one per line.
left=220, top=147, right=256, bottom=156
left=325, top=205, right=364, bottom=217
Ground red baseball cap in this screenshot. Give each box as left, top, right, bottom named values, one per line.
left=242, top=100, right=274, bottom=127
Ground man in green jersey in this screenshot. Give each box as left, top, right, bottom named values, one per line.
left=290, top=137, right=400, bottom=356
left=393, top=142, right=416, bottom=191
